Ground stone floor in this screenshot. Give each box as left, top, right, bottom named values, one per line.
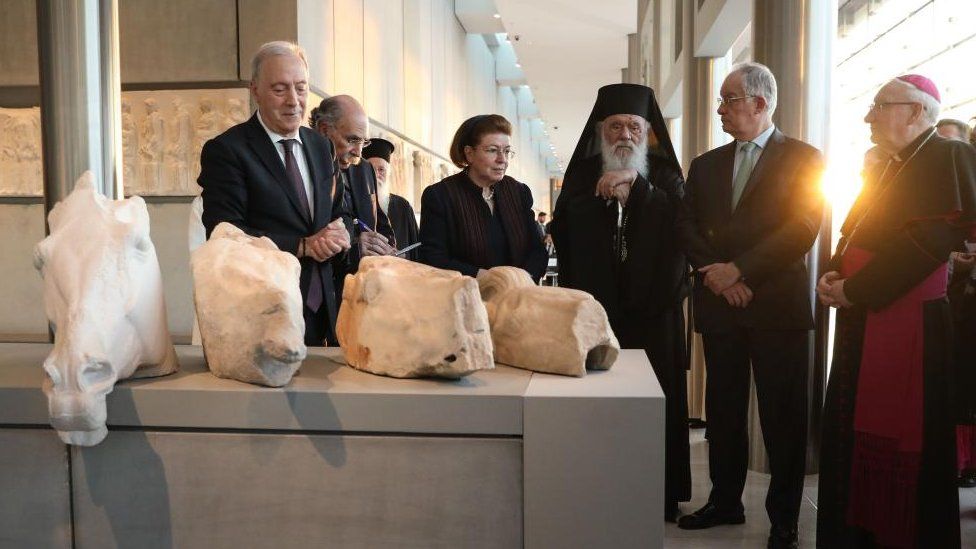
left=664, top=430, right=976, bottom=548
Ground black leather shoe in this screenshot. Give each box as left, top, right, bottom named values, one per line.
left=665, top=501, right=680, bottom=523
left=768, top=526, right=798, bottom=549
left=676, top=502, right=745, bottom=530
left=959, top=470, right=976, bottom=488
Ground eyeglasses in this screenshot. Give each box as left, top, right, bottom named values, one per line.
left=345, top=136, right=372, bottom=148
left=716, top=95, right=756, bottom=106
left=480, top=146, right=516, bottom=159
left=867, top=101, right=917, bottom=113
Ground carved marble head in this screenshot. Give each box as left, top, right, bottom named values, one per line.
left=33, top=172, right=178, bottom=446
left=191, top=223, right=306, bottom=387
left=478, top=267, right=619, bottom=376
left=337, top=256, right=493, bottom=378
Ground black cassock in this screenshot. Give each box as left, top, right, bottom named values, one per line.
left=551, top=154, right=691, bottom=505
left=817, top=132, right=976, bottom=549
left=386, top=194, right=419, bottom=261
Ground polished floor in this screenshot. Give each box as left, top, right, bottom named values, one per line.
left=664, top=429, right=976, bottom=548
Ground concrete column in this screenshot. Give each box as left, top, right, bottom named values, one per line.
left=753, top=0, right=834, bottom=472
left=680, top=1, right=715, bottom=171
left=99, top=0, right=123, bottom=199
left=622, top=33, right=640, bottom=84
left=36, top=0, right=122, bottom=225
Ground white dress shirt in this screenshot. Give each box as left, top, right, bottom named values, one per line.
left=256, top=112, right=315, bottom=218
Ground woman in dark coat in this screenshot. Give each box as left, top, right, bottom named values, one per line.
left=418, top=114, right=547, bottom=281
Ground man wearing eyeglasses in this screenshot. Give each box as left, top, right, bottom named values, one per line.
left=675, top=62, right=824, bottom=549
left=313, top=95, right=398, bottom=272
left=816, top=75, right=976, bottom=548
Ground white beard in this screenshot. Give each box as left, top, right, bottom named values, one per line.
left=376, top=179, right=391, bottom=213
left=601, top=138, right=648, bottom=179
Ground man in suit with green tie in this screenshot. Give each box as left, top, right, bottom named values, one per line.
left=675, top=62, right=824, bottom=549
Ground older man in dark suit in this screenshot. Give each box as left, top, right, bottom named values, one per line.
left=675, top=62, right=824, bottom=549
left=312, top=95, right=397, bottom=271
left=198, top=41, right=350, bottom=347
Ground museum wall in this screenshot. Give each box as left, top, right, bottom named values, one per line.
left=0, top=0, right=552, bottom=342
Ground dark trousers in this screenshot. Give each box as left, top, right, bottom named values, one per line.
left=701, top=328, right=809, bottom=530
left=303, top=304, right=335, bottom=347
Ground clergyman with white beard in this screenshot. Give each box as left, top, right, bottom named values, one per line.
left=550, top=83, right=692, bottom=522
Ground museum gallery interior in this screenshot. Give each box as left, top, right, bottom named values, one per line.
left=1, top=1, right=976, bottom=548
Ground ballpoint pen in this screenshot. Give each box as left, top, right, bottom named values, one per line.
left=354, top=218, right=374, bottom=233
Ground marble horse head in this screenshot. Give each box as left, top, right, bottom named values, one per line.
left=33, top=172, right=179, bottom=446
left=478, top=266, right=619, bottom=377
left=191, top=222, right=306, bottom=387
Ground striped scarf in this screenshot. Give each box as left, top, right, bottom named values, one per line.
left=442, top=171, right=529, bottom=270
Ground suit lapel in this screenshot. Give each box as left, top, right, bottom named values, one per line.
left=735, top=129, right=786, bottom=212
left=714, top=142, right=736, bottom=223
left=245, top=115, right=311, bottom=226
left=300, top=126, right=331, bottom=228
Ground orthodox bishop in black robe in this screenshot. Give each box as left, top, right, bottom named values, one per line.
left=550, top=84, right=691, bottom=517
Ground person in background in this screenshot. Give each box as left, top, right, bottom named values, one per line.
left=418, top=114, right=547, bottom=281
left=362, top=138, right=420, bottom=261
left=936, top=118, right=971, bottom=142
left=950, top=246, right=976, bottom=489
left=535, top=211, right=548, bottom=241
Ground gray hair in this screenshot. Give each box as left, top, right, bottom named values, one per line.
left=730, top=62, right=778, bottom=117
left=250, top=41, right=308, bottom=84
left=317, top=96, right=345, bottom=130
left=887, top=78, right=941, bottom=126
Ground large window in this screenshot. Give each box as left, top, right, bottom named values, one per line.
left=825, top=0, right=976, bottom=368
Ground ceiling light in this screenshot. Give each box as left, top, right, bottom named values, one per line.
left=493, top=13, right=501, bottom=19
left=515, top=63, right=521, bottom=68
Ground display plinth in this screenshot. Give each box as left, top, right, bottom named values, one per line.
left=0, top=343, right=664, bottom=548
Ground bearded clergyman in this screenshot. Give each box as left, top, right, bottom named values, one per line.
left=550, top=83, right=691, bottom=522
left=362, top=138, right=420, bottom=261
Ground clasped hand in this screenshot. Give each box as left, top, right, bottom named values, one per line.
left=816, top=271, right=852, bottom=308
left=594, top=168, right=637, bottom=205
left=700, top=262, right=752, bottom=308
left=303, top=218, right=350, bottom=261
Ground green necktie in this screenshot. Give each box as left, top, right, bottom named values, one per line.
left=731, top=141, right=757, bottom=210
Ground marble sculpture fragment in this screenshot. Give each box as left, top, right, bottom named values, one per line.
left=478, top=267, right=619, bottom=376
left=191, top=223, right=307, bottom=387
left=33, top=172, right=179, bottom=446
left=336, top=256, right=493, bottom=378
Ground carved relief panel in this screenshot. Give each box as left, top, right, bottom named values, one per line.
left=123, top=88, right=249, bottom=196
left=0, top=89, right=250, bottom=197
left=0, top=107, right=43, bottom=196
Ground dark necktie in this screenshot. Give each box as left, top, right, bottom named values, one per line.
left=279, top=139, right=312, bottom=219
left=279, top=139, right=323, bottom=312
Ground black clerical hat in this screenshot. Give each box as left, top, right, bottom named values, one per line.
left=363, top=138, right=395, bottom=162
left=593, top=83, right=655, bottom=120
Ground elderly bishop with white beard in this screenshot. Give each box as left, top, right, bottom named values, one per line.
left=550, top=83, right=691, bottom=522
